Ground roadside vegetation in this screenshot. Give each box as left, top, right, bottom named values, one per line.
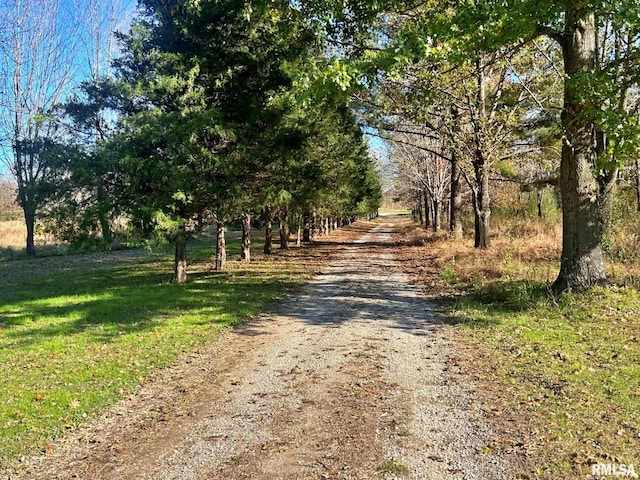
left=0, top=225, right=350, bottom=469
left=397, top=191, right=640, bottom=479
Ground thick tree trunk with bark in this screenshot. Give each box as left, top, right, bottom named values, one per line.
left=24, top=209, right=36, bottom=256
left=472, top=155, right=491, bottom=249
left=449, top=107, right=463, bottom=239
left=450, top=151, right=463, bottom=239
left=173, top=224, right=187, bottom=284
left=264, top=204, right=273, bottom=254
left=215, top=222, right=226, bottom=271
left=241, top=214, right=251, bottom=262
left=552, top=10, right=607, bottom=292
left=279, top=207, right=290, bottom=249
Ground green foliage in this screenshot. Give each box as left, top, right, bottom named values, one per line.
left=375, top=459, right=409, bottom=476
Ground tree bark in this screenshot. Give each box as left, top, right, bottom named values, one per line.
left=423, top=191, right=431, bottom=229
left=449, top=108, right=462, bottom=239
left=24, top=208, right=36, bottom=256
left=279, top=207, right=290, bottom=249
left=598, top=161, right=618, bottom=238
left=215, top=222, right=226, bottom=271
left=432, top=198, right=441, bottom=232
left=537, top=189, right=543, bottom=218
left=472, top=155, right=491, bottom=249
left=311, top=209, right=317, bottom=240
left=173, top=224, right=187, bottom=284
left=303, top=215, right=311, bottom=243
left=552, top=9, right=607, bottom=292
left=264, top=204, right=273, bottom=254
left=241, top=213, right=251, bottom=262
left=449, top=148, right=463, bottom=239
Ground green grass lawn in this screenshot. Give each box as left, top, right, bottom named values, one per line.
left=452, top=282, right=640, bottom=479
left=0, top=230, right=317, bottom=468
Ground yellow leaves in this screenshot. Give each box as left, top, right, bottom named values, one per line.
left=327, top=59, right=356, bottom=92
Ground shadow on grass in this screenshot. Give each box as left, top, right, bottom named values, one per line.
left=442, top=280, right=552, bottom=329
left=0, top=234, right=302, bottom=347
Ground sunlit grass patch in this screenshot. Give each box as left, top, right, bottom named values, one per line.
left=0, top=224, right=345, bottom=468
left=453, top=286, right=640, bottom=478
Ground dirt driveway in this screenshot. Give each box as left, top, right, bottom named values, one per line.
left=10, top=215, right=510, bottom=479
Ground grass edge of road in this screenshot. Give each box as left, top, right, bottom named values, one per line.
left=393, top=216, right=640, bottom=480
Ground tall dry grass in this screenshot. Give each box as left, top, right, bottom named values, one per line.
left=0, top=220, right=56, bottom=252
left=0, top=220, right=26, bottom=250
left=411, top=193, right=640, bottom=289
left=416, top=214, right=562, bottom=288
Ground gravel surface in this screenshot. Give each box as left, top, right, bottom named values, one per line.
left=6, top=216, right=511, bottom=480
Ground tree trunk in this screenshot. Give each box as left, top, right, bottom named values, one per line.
left=241, top=213, right=251, bottom=262
left=279, top=207, right=290, bottom=249
left=552, top=10, right=607, bottom=292
left=98, top=213, right=112, bottom=244
left=537, top=189, right=543, bottom=218
left=598, top=164, right=618, bottom=238
left=432, top=198, right=441, bottom=232
left=24, top=208, right=36, bottom=256
left=264, top=204, right=273, bottom=254
left=303, top=216, right=311, bottom=243
left=449, top=107, right=463, bottom=239
left=450, top=149, right=463, bottom=239
left=215, top=222, right=226, bottom=271
left=311, top=209, right=317, bottom=240
left=173, top=224, right=187, bottom=284
left=423, top=191, right=431, bottom=229
left=97, top=184, right=112, bottom=244
left=472, top=156, right=491, bottom=249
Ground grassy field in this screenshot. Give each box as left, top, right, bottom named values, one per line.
left=0, top=226, right=338, bottom=468
left=400, top=213, right=640, bottom=479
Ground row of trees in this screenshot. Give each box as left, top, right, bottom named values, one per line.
left=0, top=0, right=383, bottom=282
left=305, top=0, right=640, bottom=292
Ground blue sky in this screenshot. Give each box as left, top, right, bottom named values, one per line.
left=0, top=0, right=136, bottom=178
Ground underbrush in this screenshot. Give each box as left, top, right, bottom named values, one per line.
left=403, top=213, right=640, bottom=479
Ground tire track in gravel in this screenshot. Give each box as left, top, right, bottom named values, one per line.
left=9, top=215, right=510, bottom=480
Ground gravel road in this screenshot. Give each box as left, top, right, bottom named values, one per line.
left=9, top=216, right=510, bottom=480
